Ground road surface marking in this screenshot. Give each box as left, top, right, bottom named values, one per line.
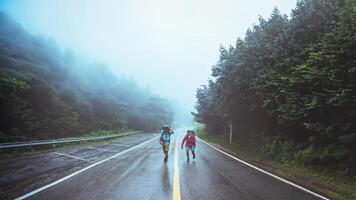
left=54, top=152, right=91, bottom=162
left=173, top=136, right=181, bottom=200
left=169, top=137, right=174, bottom=152
left=198, top=138, right=329, bottom=200
left=15, top=136, right=159, bottom=200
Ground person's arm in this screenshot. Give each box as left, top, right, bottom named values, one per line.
left=181, top=135, right=187, bottom=149
left=193, top=135, right=196, bottom=146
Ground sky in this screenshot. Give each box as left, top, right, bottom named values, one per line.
left=0, top=0, right=297, bottom=123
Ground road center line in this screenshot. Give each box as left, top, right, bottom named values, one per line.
left=15, top=136, right=159, bottom=200
left=54, top=152, right=91, bottom=162
left=198, top=138, right=329, bottom=200
left=173, top=136, right=181, bottom=200
left=169, top=136, right=174, bottom=152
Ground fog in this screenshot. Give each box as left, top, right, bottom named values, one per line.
left=0, top=0, right=297, bottom=125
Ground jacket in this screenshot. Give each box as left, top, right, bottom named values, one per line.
left=181, top=133, right=196, bottom=148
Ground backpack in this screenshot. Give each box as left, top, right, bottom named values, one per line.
left=160, top=131, right=171, bottom=144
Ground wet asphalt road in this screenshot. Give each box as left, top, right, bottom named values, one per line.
left=1, top=129, right=325, bottom=200
left=0, top=133, right=157, bottom=199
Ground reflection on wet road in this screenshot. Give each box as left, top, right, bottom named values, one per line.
left=1, top=129, right=327, bottom=200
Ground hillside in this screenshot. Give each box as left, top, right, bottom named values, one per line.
left=194, top=0, right=356, bottom=176
left=0, top=13, right=173, bottom=142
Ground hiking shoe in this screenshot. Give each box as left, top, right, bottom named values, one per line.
left=164, top=156, right=168, bottom=162
left=187, top=158, right=190, bottom=163
left=193, top=154, right=195, bottom=159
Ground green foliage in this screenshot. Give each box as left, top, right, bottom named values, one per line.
left=194, top=0, right=356, bottom=175
left=0, top=77, right=30, bottom=90
left=0, top=13, right=173, bottom=141
left=199, top=128, right=356, bottom=200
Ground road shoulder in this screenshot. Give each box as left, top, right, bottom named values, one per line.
left=197, top=134, right=351, bottom=200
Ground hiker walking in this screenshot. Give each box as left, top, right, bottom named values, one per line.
left=160, top=125, right=174, bottom=162
left=181, top=130, right=196, bottom=162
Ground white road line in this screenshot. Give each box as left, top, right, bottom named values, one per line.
left=15, top=136, right=159, bottom=200
left=169, top=137, right=174, bottom=152
left=173, top=136, right=181, bottom=200
left=54, top=152, right=91, bottom=162
left=198, top=138, right=329, bottom=200
left=88, top=146, right=115, bottom=152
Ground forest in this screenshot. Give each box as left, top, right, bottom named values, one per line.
left=0, top=13, right=174, bottom=142
left=194, top=0, right=356, bottom=175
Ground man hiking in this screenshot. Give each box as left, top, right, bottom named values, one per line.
left=159, top=125, right=174, bottom=162
left=181, top=129, right=196, bottom=162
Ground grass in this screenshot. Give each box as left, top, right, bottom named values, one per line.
left=0, top=130, right=142, bottom=159
left=197, top=128, right=356, bottom=200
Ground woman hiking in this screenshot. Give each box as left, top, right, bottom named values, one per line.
left=181, top=130, right=196, bottom=162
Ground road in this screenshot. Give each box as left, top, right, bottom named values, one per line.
left=0, top=129, right=328, bottom=200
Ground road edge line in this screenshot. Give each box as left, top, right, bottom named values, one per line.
left=173, top=136, right=181, bottom=200
left=15, top=136, right=159, bottom=200
left=198, top=137, right=329, bottom=200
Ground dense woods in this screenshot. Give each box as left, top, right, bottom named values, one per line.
left=0, top=13, right=174, bottom=142
left=194, top=0, right=356, bottom=175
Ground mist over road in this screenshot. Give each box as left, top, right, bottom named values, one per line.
left=0, top=129, right=326, bottom=200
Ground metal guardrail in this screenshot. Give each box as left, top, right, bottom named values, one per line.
left=0, top=131, right=142, bottom=149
